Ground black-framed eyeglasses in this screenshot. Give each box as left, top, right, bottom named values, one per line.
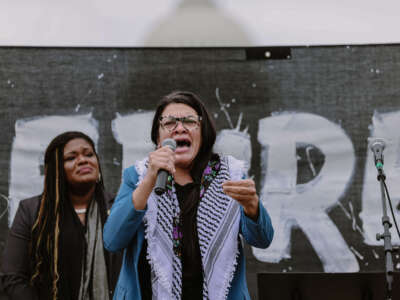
left=159, top=115, right=202, bottom=132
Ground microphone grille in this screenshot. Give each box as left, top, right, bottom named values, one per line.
left=368, top=138, right=386, bottom=151
left=162, top=138, right=177, bottom=151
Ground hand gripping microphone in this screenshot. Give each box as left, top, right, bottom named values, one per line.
left=369, top=138, right=386, bottom=172
left=154, top=138, right=177, bottom=195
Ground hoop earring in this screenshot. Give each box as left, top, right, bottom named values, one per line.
left=97, top=173, right=101, bottom=183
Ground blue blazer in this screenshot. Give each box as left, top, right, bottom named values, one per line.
left=103, top=166, right=274, bottom=300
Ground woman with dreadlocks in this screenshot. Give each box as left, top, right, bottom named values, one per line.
left=104, top=91, right=274, bottom=300
left=1, top=131, right=121, bottom=300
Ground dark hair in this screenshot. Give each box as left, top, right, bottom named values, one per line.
left=30, top=131, right=106, bottom=299
left=151, top=91, right=217, bottom=180
left=151, top=91, right=217, bottom=256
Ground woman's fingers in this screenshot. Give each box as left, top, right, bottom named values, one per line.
left=223, top=179, right=254, bottom=188
left=222, top=185, right=257, bottom=196
left=222, top=179, right=259, bottom=219
left=223, top=180, right=256, bottom=200
left=223, top=190, right=257, bottom=206
left=148, top=146, right=176, bottom=175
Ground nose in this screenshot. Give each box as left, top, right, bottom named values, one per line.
left=76, top=154, right=88, bottom=164
left=174, top=120, right=187, bottom=132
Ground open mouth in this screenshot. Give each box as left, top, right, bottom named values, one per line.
left=175, top=138, right=191, bottom=148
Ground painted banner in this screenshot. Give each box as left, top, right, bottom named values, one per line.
left=1, top=46, right=400, bottom=297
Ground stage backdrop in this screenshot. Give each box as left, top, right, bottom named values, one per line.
left=1, top=46, right=400, bottom=298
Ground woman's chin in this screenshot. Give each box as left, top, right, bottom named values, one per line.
left=76, top=176, right=97, bottom=185
left=69, top=179, right=97, bottom=192
left=174, top=157, right=194, bottom=170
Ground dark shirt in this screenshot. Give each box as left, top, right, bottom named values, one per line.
left=58, top=200, right=87, bottom=300
left=0, top=194, right=121, bottom=300
left=138, top=239, right=152, bottom=300
left=176, top=182, right=203, bottom=300
left=0, top=196, right=86, bottom=300
left=138, top=182, right=203, bottom=299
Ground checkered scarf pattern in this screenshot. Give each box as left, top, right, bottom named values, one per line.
left=135, top=155, right=244, bottom=300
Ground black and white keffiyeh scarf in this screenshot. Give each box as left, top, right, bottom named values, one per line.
left=135, top=155, right=245, bottom=300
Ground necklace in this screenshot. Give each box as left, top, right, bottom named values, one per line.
left=75, top=208, right=87, bottom=214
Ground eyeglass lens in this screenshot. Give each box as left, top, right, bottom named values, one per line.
left=161, top=116, right=200, bottom=131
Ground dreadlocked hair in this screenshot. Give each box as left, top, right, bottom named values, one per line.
left=29, top=131, right=105, bottom=300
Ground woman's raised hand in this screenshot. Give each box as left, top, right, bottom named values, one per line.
left=146, top=146, right=176, bottom=181
left=222, top=179, right=259, bottom=220
left=132, top=146, right=175, bottom=210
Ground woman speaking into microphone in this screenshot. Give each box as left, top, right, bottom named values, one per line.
left=103, top=91, right=274, bottom=300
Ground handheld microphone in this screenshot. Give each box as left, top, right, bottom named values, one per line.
left=154, top=138, right=177, bottom=195
left=369, top=138, right=386, bottom=171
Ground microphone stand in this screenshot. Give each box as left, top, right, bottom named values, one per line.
left=375, top=168, right=394, bottom=300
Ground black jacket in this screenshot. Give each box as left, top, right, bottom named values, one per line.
left=0, top=193, right=122, bottom=300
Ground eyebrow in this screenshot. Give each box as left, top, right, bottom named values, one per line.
left=64, top=147, right=93, bottom=156
left=161, top=114, right=198, bottom=118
